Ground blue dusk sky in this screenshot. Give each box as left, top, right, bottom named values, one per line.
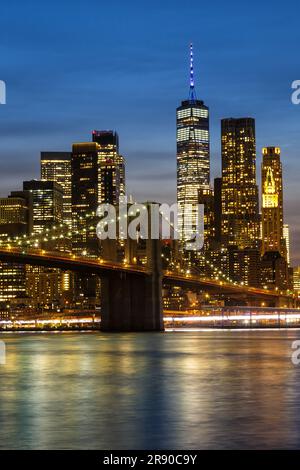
left=0, top=0, right=300, bottom=262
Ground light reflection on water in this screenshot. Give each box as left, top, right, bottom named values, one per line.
left=0, top=330, right=300, bottom=449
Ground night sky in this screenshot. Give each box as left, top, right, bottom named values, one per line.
left=0, top=0, right=299, bottom=263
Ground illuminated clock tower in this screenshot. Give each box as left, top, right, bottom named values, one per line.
left=261, top=147, right=286, bottom=257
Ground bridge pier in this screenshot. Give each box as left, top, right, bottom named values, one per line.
left=100, top=239, right=164, bottom=332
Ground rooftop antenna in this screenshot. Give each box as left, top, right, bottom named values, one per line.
left=189, top=43, right=197, bottom=102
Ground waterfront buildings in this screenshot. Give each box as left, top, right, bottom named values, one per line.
left=0, top=55, right=297, bottom=311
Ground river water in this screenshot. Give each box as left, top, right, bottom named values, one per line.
left=0, top=330, right=300, bottom=449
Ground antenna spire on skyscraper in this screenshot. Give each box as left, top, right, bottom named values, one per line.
left=189, top=43, right=196, bottom=102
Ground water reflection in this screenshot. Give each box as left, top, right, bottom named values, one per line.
left=0, top=330, right=300, bottom=449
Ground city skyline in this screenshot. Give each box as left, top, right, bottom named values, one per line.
left=2, top=1, right=300, bottom=456
left=0, top=0, right=300, bottom=263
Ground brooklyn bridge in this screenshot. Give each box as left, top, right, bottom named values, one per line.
left=0, top=222, right=294, bottom=331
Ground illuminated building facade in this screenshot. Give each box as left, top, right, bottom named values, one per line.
left=177, top=44, right=210, bottom=243
left=71, top=142, right=100, bottom=256
left=261, top=147, right=285, bottom=257
left=40, top=152, right=73, bottom=306
left=72, top=133, right=126, bottom=308
left=283, top=224, right=290, bottom=265
left=0, top=193, right=32, bottom=305
left=92, top=130, right=125, bottom=204
left=228, top=247, right=261, bottom=288
left=293, top=266, right=300, bottom=296
left=22, top=180, right=64, bottom=309
left=72, top=134, right=126, bottom=256
left=0, top=195, right=29, bottom=230
left=23, top=180, right=63, bottom=234
left=41, top=152, right=72, bottom=228
left=221, top=118, right=259, bottom=249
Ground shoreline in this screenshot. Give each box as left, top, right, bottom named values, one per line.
left=1, top=324, right=300, bottom=332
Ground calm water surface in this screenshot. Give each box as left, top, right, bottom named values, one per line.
left=0, top=330, right=300, bottom=449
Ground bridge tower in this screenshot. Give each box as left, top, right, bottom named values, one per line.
left=100, top=237, right=164, bottom=332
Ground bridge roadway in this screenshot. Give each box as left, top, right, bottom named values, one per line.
left=164, top=271, right=288, bottom=299
left=0, top=246, right=294, bottom=330
left=0, top=246, right=149, bottom=276
left=0, top=246, right=291, bottom=299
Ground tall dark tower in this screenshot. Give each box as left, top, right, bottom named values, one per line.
left=71, top=142, right=101, bottom=309
left=176, top=44, right=210, bottom=242
left=221, top=118, right=259, bottom=249
left=71, top=142, right=101, bottom=257
left=71, top=132, right=126, bottom=256
left=92, top=130, right=125, bottom=205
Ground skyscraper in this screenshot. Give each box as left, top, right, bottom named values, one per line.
left=71, top=142, right=100, bottom=256
left=22, top=180, right=64, bottom=309
left=71, top=133, right=126, bottom=308
left=72, top=133, right=126, bottom=256
left=40, top=152, right=73, bottom=307
left=261, top=147, right=285, bottom=257
left=92, top=130, right=125, bottom=204
left=23, top=180, right=63, bottom=234
left=41, top=152, right=72, bottom=228
left=221, top=118, right=259, bottom=249
left=177, top=44, right=210, bottom=243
